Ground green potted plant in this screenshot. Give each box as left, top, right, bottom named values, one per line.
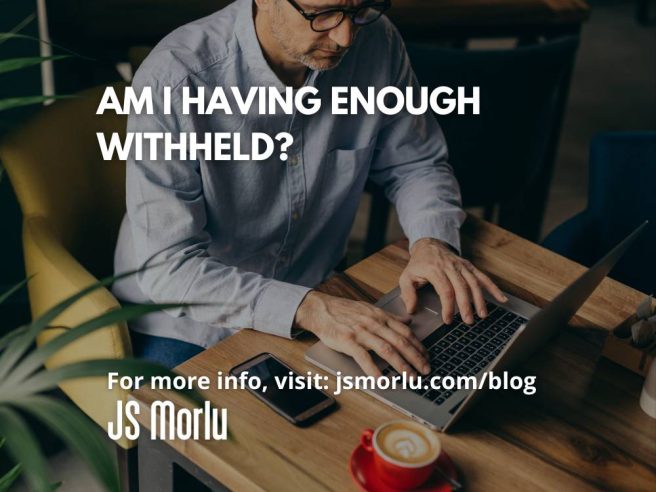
left=0, top=272, right=203, bottom=492
left=0, top=14, right=79, bottom=186
left=0, top=18, right=206, bottom=492
left=0, top=14, right=74, bottom=113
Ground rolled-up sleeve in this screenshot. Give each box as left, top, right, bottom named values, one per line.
left=368, top=27, right=466, bottom=253
left=126, top=79, right=310, bottom=339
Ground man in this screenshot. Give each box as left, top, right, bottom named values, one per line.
left=113, top=0, right=507, bottom=373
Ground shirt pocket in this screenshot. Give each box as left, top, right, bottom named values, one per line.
left=317, top=142, right=376, bottom=209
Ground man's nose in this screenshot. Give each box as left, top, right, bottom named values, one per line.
left=329, top=17, right=357, bottom=48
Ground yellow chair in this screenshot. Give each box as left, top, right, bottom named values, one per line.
left=0, top=83, right=138, bottom=489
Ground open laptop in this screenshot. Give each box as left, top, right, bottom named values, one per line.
left=305, top=221, right=648, bottom=431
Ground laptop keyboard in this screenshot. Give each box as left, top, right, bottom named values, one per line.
left=383, top=302, right=527, bottom=406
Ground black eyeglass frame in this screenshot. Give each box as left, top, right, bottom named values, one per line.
left=286, top=0, right=392, bottom=32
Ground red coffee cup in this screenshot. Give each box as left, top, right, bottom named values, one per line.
left=361, top=420, right=441, bottom=490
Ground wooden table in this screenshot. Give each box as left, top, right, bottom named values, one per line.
left=131, top=216, right=655, bottom=491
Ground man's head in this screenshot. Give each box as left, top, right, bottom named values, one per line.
left=254, top=0, right=388, bottom=72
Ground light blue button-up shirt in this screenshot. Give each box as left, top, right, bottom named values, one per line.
left=113, top=0, right=465, bottom=348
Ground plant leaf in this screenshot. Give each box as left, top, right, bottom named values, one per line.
left=0, top=407, right=50, bottom=492
left=12, top=396, right=119, bottom=492
left=0, top=325, right=27, bottom=351
left=0, top=95, right=73, bottom=112
left=2, top=358, right=204, bottom=406
left=0, top=55, right=71, bottom=75
left=0, top=265, right=167, bottom=381
left=0, top=276, right=32, bottom=305
left=0, top=13, right=36, bottom=48
left=8, top=302, right=187, bottom=384
left=0, top=33, right=91, bottom=59
left=0, top=464, right=22, bottom=492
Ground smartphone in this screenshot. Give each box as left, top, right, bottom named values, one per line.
left=230, top=353, right=336, bottom=426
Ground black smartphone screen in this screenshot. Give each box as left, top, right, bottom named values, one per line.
left=231, top=354, right=334, bottom=421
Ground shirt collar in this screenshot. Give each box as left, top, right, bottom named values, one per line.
left=235, top=0, right=287, bottom=89
left=234, top=0, right=322, bottom=89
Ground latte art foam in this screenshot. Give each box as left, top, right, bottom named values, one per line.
left=376, top=424, right=438, bottom=464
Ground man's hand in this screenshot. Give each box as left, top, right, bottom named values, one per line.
left=400, top=238, right=508, bottom=325
left=294, top=291, right=430, bottom=377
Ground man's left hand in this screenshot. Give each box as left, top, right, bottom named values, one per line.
left=399, top=238, right=508, bottom=325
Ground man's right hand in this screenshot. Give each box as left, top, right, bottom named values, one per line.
left=294, top=291, right=430, bottom=377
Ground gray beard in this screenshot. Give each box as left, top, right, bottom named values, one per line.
left=298, top=53, right=342, bottom=71
left=269, top=6, right=342, bottom=71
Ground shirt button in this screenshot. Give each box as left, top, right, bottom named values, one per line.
left=292, top=212, right=300, bottom=221
left=279, top=255, right=288, bottom=263
left=288, top=155, right=299, bottom=166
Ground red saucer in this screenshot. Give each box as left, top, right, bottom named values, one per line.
left=349, top=444, right=459, bottom=492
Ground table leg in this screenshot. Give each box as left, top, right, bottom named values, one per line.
left=138, top=435, right=229, bottom=492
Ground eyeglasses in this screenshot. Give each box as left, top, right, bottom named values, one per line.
left=286, top=0, right=391, bottom=33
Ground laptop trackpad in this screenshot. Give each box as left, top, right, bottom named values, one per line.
left=379, top=294, right=442, bottom=342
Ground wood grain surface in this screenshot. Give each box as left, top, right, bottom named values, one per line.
left=132, top=216, right=655, bottom=491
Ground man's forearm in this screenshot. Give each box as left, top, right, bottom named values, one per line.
left=393, top=166, right=465, bottom=254
left=133, top=242, right=311, bottom=338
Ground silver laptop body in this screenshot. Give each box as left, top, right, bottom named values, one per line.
left=305, top=221, right=647, bottom=432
